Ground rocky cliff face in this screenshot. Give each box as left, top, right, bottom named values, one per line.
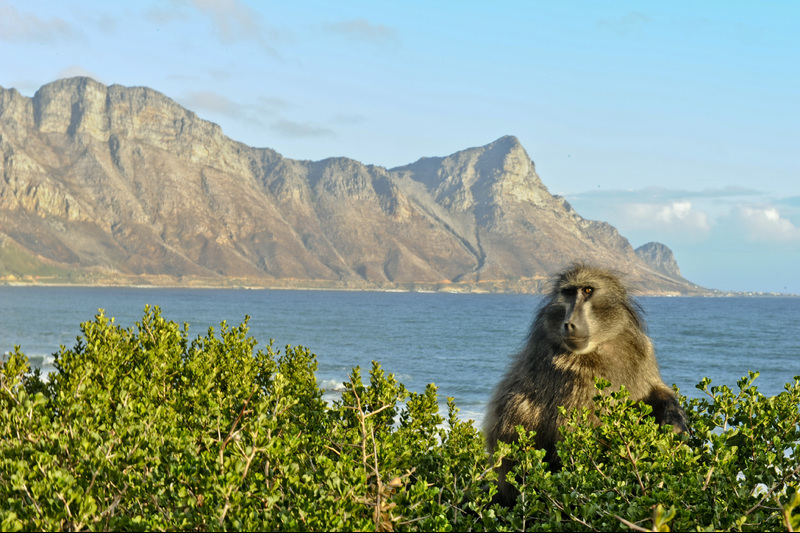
left=635, top=242, right=683, bottom=279
left=0, top=77, right=708, bottom=294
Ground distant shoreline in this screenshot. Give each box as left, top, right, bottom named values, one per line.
left=1, top=277, right=796, bottom=297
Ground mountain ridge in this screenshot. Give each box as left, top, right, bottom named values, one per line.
left=0, top=77, right=710, bottom=294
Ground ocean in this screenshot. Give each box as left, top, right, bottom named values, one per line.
left=1, top=286, right=799, bottom=425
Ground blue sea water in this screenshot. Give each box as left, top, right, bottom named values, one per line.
left=1, top=286, right=799, bottom=425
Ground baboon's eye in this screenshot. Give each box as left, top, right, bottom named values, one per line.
left=582, top=287, right=594, bottom=297
left=562, top=287, right=578, bottom=297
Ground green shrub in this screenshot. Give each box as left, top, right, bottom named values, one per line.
left=0, top=306, right=798, bottom=531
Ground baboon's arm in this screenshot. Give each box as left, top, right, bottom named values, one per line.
left=643, top=386, right=688, bottom=433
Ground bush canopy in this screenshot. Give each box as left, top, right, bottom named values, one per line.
left=1, top=307, right=798, bottom=531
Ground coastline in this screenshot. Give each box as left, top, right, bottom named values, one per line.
left=1, top=274, right=795, bottom=297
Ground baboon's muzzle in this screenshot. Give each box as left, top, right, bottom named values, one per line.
left=563, top=300, right=591, bottom=352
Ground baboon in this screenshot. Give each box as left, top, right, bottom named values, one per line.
left=484, top=263, right=687, bottom=505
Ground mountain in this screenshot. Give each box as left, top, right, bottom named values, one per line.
left=635, top=242, right=683, bottom=279
left=0, top=77, right=708, bottom=294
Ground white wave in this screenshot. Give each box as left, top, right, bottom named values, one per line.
left=319, top=378, right=348, bottom=392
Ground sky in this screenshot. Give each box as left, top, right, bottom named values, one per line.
left=1, top=0, right=798, bottom=293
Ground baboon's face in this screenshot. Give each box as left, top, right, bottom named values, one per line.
left=552, top=273, right=627, bottom=355
left=559, top=285, right=595, bottom=353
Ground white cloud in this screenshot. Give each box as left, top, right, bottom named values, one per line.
left=178, top=91, right=300, bottom=131
left=568, top=189, right=800, bottom=252
left=177, top=90, right=345, bottom=143
left=189, top=0, right=283, bottom=54
left=190, top=0, right=259, bottom=39
left=258, top=96, right=292, bottom=112
left=181, top=90, right=246, bottom=117
left=564, top=190, right=717, bottom=246
left=732, top=206, right=800, bottom=242
left=270, top=119, right=335, bottom=139
left=145, top=0, right=285, bottom=55
left=623, top=200, right=710, bottom=234
left=0, top=1, right=80, bottom=43
left=330, top=112, right=366, bottom=125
